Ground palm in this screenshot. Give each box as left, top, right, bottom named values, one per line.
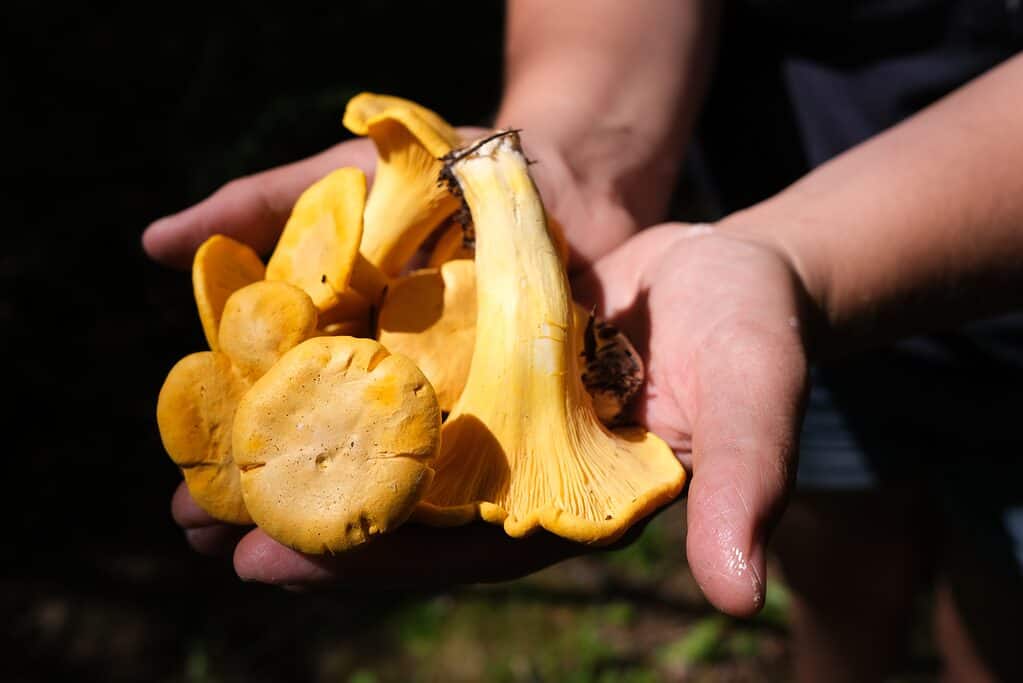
left=576, top=224, right=810, bottom=615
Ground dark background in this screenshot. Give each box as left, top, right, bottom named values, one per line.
left=4, top=5, right=511, bottom=681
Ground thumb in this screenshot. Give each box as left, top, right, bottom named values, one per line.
left=682, top=325, right=807, bottom=617
left=142, top=138, right=376, bottom=269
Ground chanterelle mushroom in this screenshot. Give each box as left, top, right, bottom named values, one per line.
left=413, top=131, right=686, bottom=544
left=377, top=259, right=476, bottom=413
left=342, top=93, right=463, bottom=277
left=266, top=167, right=387, bottom=327
left=192, top=234, right=265, bottom=350
left=157, top=280, right=320, bottom=524
left=232, top=336, right=441, bottom=553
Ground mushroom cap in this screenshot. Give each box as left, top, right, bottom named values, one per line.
left=233, top=336, right=441, bottom=554
left=219, top=280, right=320, bottom=379
left=342, top=93, right=463, bottom=277
left=157, top=351, right=253, bottom=524
left=343, top=93, right=461, bottom=157
left=377, top=259, right=476, bottom=412
left=192, top=234, right=265, bottom=350
left=266, top=167, right=371, bottom=318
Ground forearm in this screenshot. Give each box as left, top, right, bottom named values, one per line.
left=496, top=0, right=719, bottom=225
left=721, top=53, right=1023, bottom=358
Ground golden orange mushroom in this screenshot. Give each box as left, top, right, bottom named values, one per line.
left=192, top=234, right=265, bottom=350
left=413, top=131, right=686, bottom=545
left=377, top=259, right=476, bottom=413
left=232, top=336, right=441, bottom=553
left=266, top=167, right=387, bottom=329
left=342, top=93, right=463, bottom=277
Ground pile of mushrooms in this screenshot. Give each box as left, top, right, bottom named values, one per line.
left=157, top=94, right=686, bottom=553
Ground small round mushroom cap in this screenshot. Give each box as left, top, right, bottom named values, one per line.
left=377, top=259, right=476, bottom=412
left=233, top=336, right=441, bottom=554
left=219, top=280, right=319, bottom=379
left=192, top=235, right=265, bottom=350
left=157, top=352, right=253, bottom=524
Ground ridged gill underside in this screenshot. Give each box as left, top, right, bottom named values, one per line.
left=414, top=132, right=685, bottom=545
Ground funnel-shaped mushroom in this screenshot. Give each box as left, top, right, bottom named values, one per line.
left=192, top=234, right=265, bottom=350
left=342, top=93, right=463, bottom=277
left=377, top=259, right=476, bottom=412
left=266, top=167, right=387, bottom=327
left=157, top=280, right=319, bottom=524
left=414, top=132, right=685, bottom=545
left=232, top=336, right=441, bottom=553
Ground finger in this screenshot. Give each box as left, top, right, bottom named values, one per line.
left=171, top=482, right=249, bottom=557
left=171, top=480, right=218, bottom=528
left=233, top=522, right=591, bottom=588
left=682, top=324, right=807, bottom=617
left=143, top=138, right=377, bottom=269
left=184, top=526, right=249, bottom=558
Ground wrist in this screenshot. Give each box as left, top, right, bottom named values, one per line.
left=495, top=95, right=684, bottom=229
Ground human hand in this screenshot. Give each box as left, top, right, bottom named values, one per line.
left=572, top=223, right=810, bottom=616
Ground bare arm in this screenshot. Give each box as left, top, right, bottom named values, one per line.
left=497, top=0, right=719, bottom=263
left=722, top=52, right=1023, bottom=357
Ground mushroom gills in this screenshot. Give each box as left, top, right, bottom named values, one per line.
left=412, top=131, right=685, bottom=545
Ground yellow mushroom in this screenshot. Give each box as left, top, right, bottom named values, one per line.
left=192, top=234, right=265, bottom=350
left=342, top=93, right=463, bottom=277
left=232, top=336, right=441, bottom=554
left=219, top=280, right=320, bottom=379
left=377, top=259, right=476, bottom=413
left=413, top=131, right=686, bottom=545
left=156, top=280, right=319, bottom=524
left=266, top=167, right=387, bottom=328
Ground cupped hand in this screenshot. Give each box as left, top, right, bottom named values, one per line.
left=573, top=223, right=811, bottom=616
